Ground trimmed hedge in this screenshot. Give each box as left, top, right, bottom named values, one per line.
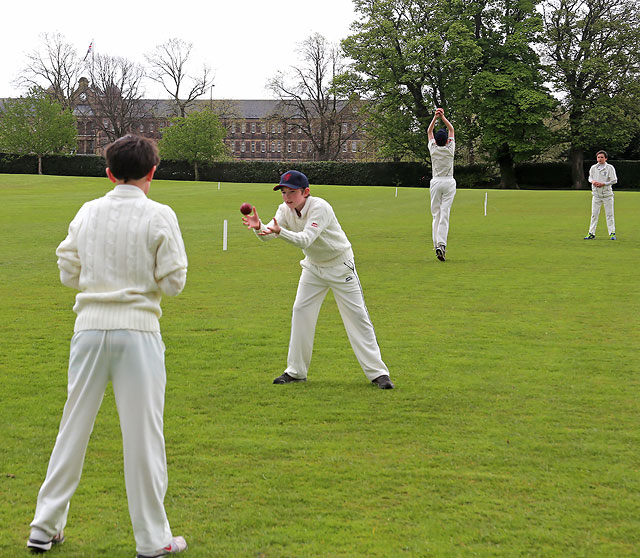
left=1, top=152, right=638, bottom=189
left=515, top=160, right=640, bottom=189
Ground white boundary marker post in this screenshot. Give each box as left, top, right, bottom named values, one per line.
left=223, top=219, right=228, bottom=251
left=218, top=181, right=221, bottom=190
left=484, top=192, right=487, bottom=216
left=395, top=186, right=398, bottom=198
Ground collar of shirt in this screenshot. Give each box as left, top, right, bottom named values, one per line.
left=297, top=196, right=313, bottom=218
left=108, top=184, right=147, bottom=197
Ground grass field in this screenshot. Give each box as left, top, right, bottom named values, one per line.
left=1, top=174, right=639, bottom=557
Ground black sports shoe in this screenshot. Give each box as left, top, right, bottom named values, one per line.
left=27, top=531, right=64, bottom=553
left=372, top=375, right=395, bottom=389
left=584, top=233, right=596, bottom=240
left=273, top=372, right=306, bottom=384
left=435, top=245, right=446, bottom=261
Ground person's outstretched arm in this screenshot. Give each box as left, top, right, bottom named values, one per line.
left=427, top=108, right=443, bottom=141
left=440, top=111, right=455, bottom=139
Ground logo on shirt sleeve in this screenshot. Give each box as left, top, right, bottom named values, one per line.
left=311, top=222, right=318, bottom=228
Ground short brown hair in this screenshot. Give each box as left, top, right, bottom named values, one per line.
left=105, top=135, right=160, bottom=181
left=596, top=150, right=608, bottom=158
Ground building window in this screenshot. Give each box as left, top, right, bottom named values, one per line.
left=139, top=124, right=145, bottom=133
left=287, top=141, right=292, bottom=152
left=241, top=122, right=246, bottom=134
left=352, top=141, right=357, bottom=152
left=271, top=123, right=276, bottom=134
left=297, top=141, right=302, bottom=152
left=251, top=123, right=256, bottom=134
left=241, top=142, right=245, bottom=152
left=251, top=142, right=255, bottom=152
left=287, top=126, right=292, bottom=134
left=342, top=123, right=348, bottom=133
left=277, top=124, right=282, bottom=134
left=231, top=122, right=236, bottom=134
left=261, top=123, right=266, bottom=133
left=261, top=141, right=266, bottom=152
left=343, top=143, right=348, bottom=152
left=308, top=143, right=313, bottom=152
left=277, top=142, right=281, bottom=152
left=298, top=126, right=302, bottom=134
left=230, top=142, right=235, bottom=152
left=271, top=141, right=276, bottom=152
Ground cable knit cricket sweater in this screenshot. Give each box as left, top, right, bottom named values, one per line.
left=56, top=184, right=188, bottom=333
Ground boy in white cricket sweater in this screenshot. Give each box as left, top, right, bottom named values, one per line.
left=427, top=108, right=456, bottom=261
left=241, top=170, right=394, bottom=389
left=584, top=150, right=617, bottom=240
left=28, top=136, right=189, bottom=558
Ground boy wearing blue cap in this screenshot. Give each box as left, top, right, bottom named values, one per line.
left=241, top=170, right=394, bottom=389
left=427, top=108, right=456, bottom=261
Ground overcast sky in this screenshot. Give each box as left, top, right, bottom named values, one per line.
left=1, top=0, right=358, bottom=100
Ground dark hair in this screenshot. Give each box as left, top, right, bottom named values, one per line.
left=104, top=135, right=160, bottom=182
left=434, top=129, right=448, bottom=147
left=596, top=150, right=608, bottom=158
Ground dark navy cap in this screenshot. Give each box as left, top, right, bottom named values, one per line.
left=434, top=129, right=448, bottom=146
left=274, top=170, right=310, bottom=191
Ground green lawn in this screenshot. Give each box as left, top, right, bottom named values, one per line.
left=1, top=174, right=638, bottom=557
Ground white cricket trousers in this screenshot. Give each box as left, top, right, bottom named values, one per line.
left=284, top=259, right=389, bottom=381
left=30, top=330, right=173, bottom=556
left=430, top=177, right=457, bottom=248
left=589, top=188, right=615, bottom=235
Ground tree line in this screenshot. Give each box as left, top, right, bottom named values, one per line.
left=333, top=0, right=640, bottom=188
left=1, top=0, right=639, bottom=187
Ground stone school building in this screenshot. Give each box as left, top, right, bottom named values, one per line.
left=71, top=96, right=365, bottom=162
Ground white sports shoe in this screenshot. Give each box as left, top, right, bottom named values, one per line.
left=27, top=530, right=64, bottom=552
left=137, top=536, right=188, bottom=557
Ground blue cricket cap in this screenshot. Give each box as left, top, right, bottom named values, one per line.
left=434, top=129, right=448, bottom=146
left=274, top=170, right=310, bottom=191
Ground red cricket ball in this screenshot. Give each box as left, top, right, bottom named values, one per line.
left=240, top=202, right=252, bottom=215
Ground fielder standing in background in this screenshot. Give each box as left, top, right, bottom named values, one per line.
left=241, top=170, right=394, bottom=389
left=427, top=108, right=456, bottom=261
left=584, top=150, right=617, bottom=240
left=27, top=135, right=189, bottom=558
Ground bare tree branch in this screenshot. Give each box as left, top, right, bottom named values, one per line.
left=146, top=38, right=214, bottom=117
left=87, top=54, right=147, bottom=142
left=267, top=33, right=357, bottom=160
left=16, top=32, right=83, bottom=111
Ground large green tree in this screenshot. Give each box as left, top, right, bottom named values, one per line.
left=158, top=109, right=227, bottom=181
left=0, top=89, right=77, bottom=174
left=471, top=0, right=557, bottom=188
left=542, top=0, right=640, bottom=188
left=341, top=0, right=555, bottom=186
left=341, top=0, right=481, bottom=161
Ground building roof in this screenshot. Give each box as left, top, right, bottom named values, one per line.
left=2, top=96, right=354, bottom=121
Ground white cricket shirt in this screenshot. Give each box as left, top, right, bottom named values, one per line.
left=257, top=195, right=353, bottom=266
